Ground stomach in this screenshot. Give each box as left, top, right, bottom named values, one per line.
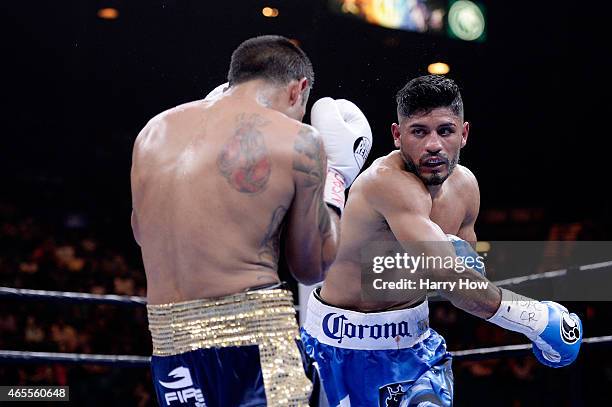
left=320, top=259, right=427, bottom=312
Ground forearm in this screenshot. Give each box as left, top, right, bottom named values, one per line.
left=286, top=200, right=339, bottom=285
left=430, top=267, right=501, bottom=319
left=433, top=258, right=582, bottom=367
left=321, top=205, right=340, bottom=271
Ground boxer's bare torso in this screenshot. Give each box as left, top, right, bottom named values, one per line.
left=132, top=86, right=331, bottom=304
left=321, top=151, right=480, bottom=311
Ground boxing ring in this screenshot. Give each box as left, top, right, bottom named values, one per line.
left=1, top=260, right=612, bottom=402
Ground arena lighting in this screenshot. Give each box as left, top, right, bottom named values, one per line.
left=475, top=241, right=491, bottom=253
left=428, top=62, right=450, bottom=75
left=262, top=7, right=279, bottom=18
left=97, top=8, right=119, bottom=20
left=330, top=0, right=446, bottom=35
left=448, top=0, right=485, bottom=41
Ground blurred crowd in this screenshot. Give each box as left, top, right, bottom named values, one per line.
left=0, top=202, right=152, bottom=405
left=0, top=200, right=610, bottom=406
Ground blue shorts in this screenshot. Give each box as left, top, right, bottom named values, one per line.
left=300, top=291, right=453, bottom=407
left=148, top=288, right=312, bottom=407
left=151, top=346, right=266, bottom=406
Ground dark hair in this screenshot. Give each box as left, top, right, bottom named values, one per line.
left=228, top=35, right=314, bottom=89
left=396, top=75, right=463, bottom=119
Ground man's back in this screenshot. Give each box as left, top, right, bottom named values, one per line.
left=131, top=94, right=301, bottom=304
left=137, top=35, right=375, bottom=407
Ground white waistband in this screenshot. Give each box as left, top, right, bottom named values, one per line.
left=302, top=292, right=430, bottom=350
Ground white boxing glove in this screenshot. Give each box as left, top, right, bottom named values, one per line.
left=204, top=82, right=229, bottom=102
left=310, top=97, right=373, bottom=213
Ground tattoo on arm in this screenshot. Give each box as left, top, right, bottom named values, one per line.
left=292, top=126, right=325, bottom=187
left=217, top=114, right=272, bottom=193
left=292, top=126, right=334, bottom=270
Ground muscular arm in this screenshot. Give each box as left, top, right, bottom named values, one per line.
left=367, top=169, right=499, bottom=319
left=284, top=125, right=340, bottom=285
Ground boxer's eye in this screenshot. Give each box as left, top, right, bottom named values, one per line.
left=438, top=127, right=454, bottom=136
left=412, top=128, right=427, bottom=137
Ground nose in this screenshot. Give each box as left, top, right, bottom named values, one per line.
left=425, top=134, right=443, bottom=155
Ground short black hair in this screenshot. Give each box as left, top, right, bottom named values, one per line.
left=228, top=35, right=314, bottom=89
left=396, top=75, right=463, bottom=119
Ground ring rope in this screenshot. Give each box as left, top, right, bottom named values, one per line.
left=0, top=350, right=150, bottom=366
left=2, top=259, right=610, bottom=306
left=451, top=335, right=612, bottom=360
left=0, top=286, right=146, bottom=306
left=2, top=336, right=610, bottom=365
left=493, top=260, right=612, bottom=288
left=2, top=263, right=610, bottom=366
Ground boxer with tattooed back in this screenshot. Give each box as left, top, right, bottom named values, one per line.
left=130, top=35, right=372, bottom=406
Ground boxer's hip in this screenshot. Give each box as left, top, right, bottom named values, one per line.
left=148, top=287, right=311, bottom=407
left=302, top=288, right=431, bottom=350
left=301, top=289, right=452, bottom=406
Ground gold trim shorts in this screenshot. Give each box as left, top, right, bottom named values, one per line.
left=147, top=288, right=311, bottom=407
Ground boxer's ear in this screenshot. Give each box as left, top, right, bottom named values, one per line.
left=391, top=123, right=401, bottom=148
left=460, top=121, right=470, bottom=148
left=289, top=78, right=309, bottom=107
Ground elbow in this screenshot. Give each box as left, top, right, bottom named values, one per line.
left=288, top=238, right=338, bottom=285
left=290, top=261, right=328, bottom=286
left=423, top=265, right=444, bottom=282
left=424, top=266, right=455, bottom=296
left=304, top=251, right=337, bottom=285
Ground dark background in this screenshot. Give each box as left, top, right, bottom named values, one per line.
left=1, top=1, right=611, bottom=405
left=1, top=0, right=610, bottom=236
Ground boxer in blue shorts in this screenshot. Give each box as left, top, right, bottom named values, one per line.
left=131, top=35, right=373, bottom=406
left=301, top=75, right=583, bottom=406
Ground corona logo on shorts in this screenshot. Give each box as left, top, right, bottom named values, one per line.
left=322, top=312, right=414, bottom=344
left=159, top=366, right=207, bottom=406
left=353, top=136, right=371, bottom=169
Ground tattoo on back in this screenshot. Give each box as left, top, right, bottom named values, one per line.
left=258, top=205, right=288, bottom=268
left=217, top=114, right=272, bottom=193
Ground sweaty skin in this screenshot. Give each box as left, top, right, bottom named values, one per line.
left=131, top=82, right=339, bottom=304
left=321, top=108, right=501, bottom=318
left=321, top=152, right=478, bottom=309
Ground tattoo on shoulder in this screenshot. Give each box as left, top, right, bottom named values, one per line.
left=292, top=126, right=325, bottom=187
left=217, top=113, right=272, bottom=193
left=258, top=205, right=288, bottom=268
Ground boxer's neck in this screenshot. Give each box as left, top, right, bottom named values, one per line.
left=230, top=80, right=282, bottom=109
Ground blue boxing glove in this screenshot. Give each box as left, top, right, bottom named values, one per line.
left=488, top=289, right=583, bottom=368
left=530, top=301, right=582, bottom=367
left=446, top=234, right=486, bottom=276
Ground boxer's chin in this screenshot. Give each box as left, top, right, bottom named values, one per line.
left=403, top=153, right=450, bottom=185
left=420, top=172, right=449, bottom=186
left=418, top=151, right=460, bottom=185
